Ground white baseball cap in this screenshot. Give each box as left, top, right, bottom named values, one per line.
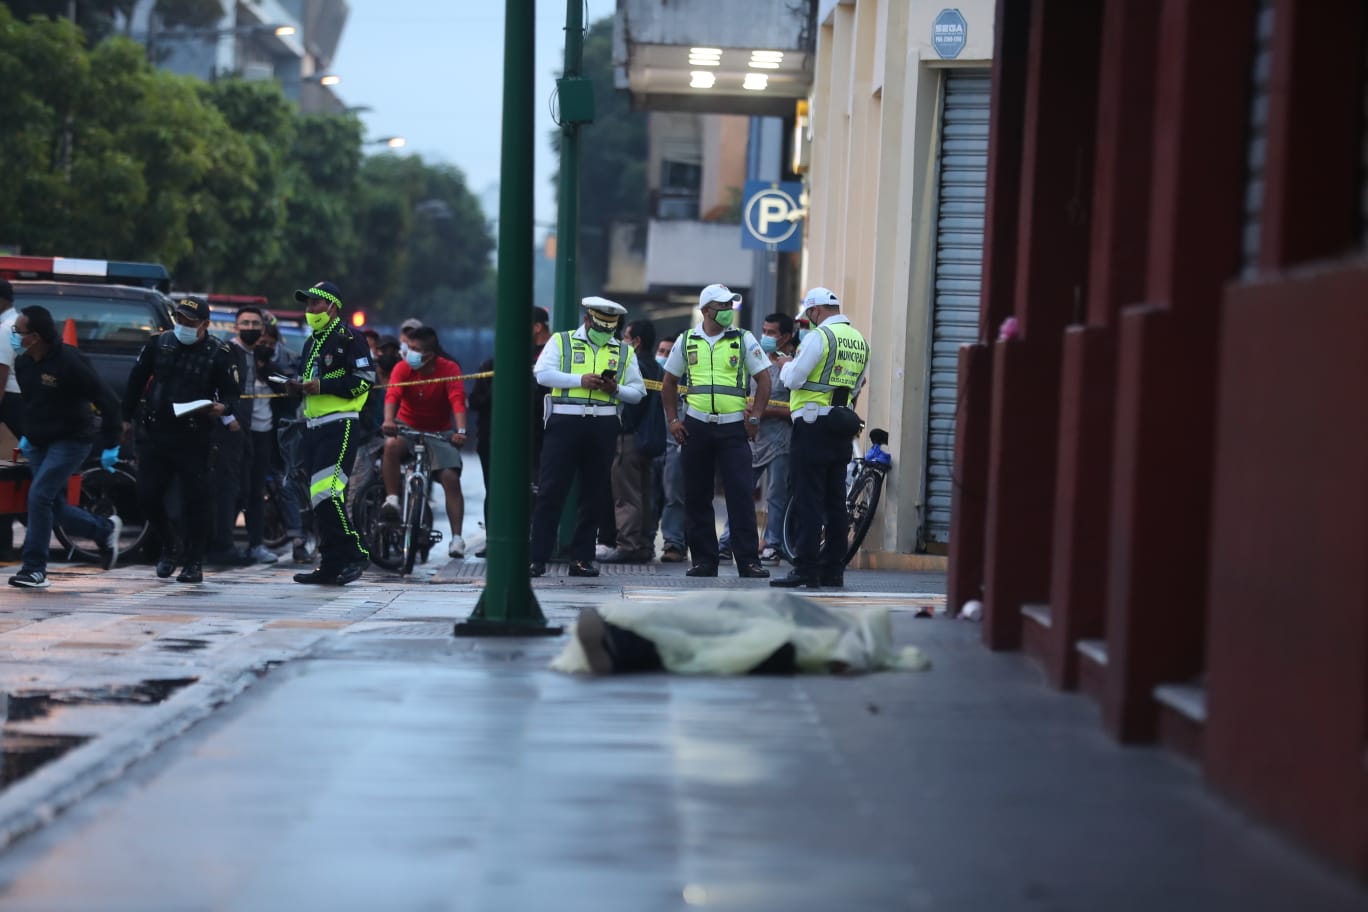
left=796, top=286, right=839, bottom=320
left=699, top=283, right=742, bottom=308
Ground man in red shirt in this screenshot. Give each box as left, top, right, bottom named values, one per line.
left=380, top=326, right=470, bottom=558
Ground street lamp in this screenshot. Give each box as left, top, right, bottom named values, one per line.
left=370, top=136, right=406, bottom=149
left=304, top=73, right=342, bottom=87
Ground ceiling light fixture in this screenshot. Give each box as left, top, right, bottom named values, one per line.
left=743, top=73, right=769, bottom=91
left=690, top=71, right=717, bottom=89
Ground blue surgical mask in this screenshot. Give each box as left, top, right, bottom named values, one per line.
left=173, top=324, right=199, bottom=346
left=9, top=331, right=23, bottom=355
left=797, top=327, right=810, bottom=344
left=760, top=335, right=778, bottom=354
left=404, top=350, right=425, bottom=370
left=655, top=354, right=668, bottom=369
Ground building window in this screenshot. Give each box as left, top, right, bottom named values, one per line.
left=658, top=160, right=701, bottom=220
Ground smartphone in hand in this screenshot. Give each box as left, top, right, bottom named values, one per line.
left=600, top=369, right=617, bottom=380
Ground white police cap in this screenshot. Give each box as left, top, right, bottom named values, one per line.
left=796, top=286, right=840, bottom=320
left=581, top=296, right=627, bottom=316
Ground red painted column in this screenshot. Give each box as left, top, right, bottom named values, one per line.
left=1102, top=0, right=1256, bottom=741
left=1043, top=0, right=1160, bottom=688
left=1206, top=0, right=1368, bottom=877
left=947, top=0, right=1031, bottom=617
left=980, top=0, right=1102, bottom=650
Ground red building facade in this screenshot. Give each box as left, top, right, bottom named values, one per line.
left=950, top=0, right=1368, bottom=878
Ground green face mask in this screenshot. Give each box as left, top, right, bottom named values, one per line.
left=713, top=309, right=735, bottom=328
left=588, top=328, right=612, bottom=346
left=305, top=310, right=333, bottom=332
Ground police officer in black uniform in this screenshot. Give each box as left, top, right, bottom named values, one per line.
left=123, top=296, right=241, bottom=583
left=287, top=281, right=375, bottom=585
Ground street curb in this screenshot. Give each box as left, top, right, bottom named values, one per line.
left=848, top=550, right=948, bottom=572
left=0, top=661, right=269, bottom=850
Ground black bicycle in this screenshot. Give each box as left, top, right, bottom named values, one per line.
left=352, top=428, right=443, bottom=575
left=52, top=459, right=152, bottom=562
left=780, top=427, right=891, bottom=566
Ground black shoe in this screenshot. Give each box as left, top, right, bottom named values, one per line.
left=717, top=548, right=733, bottom=562
left=769, top=571, right=819, bottom=589
left=155, top=559, right=176, bottom=579
left=529, top=561, right=546, bottom=578
left=738, top=563, right=770, bottom=579
left=176, top=563, right=203, bottom=584
left=334, top=559, right=368, bottom=585
left=475, top=547, right=488, bottom=558
left=820, top=574, right=845, bottom=588
left=294, top=567, right=340, bottom=585
left=291, top=540, right=313, bottom=563
left=568, top=560, right=600, bottom=578
left=685, top=564, right=718, bottom=578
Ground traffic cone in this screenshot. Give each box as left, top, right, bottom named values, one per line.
left=62, top=317, right=77, bottom=347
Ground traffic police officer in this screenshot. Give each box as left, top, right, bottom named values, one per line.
left=287, top=281, right=375, bottom=585
left=123, top=296, right=241, bottom=583
left=660, top=283, right=772, bottom=579
left=771, top=287, right=870, bottom=589
left=529, top=297, right=646, bottom=578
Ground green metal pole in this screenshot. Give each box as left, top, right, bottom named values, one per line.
left=456, top=0, right=558, bottom=637
left=552, top=0, right=586, bottom=554
left=552, top=0, right=584, bottom=332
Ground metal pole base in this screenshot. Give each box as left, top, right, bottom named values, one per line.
left=453, top=618, right=564, bottom=638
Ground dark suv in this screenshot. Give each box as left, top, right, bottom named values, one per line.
left=0, top=256, right=175, bottom=395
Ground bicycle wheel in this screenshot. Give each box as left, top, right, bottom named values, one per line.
left=261, top=481, right=290, bottom=549
left=52, top=464, right=150, bottom=562
left=400, top=477, right=429, bottom=575
left=844, top=470, right=884, bottom=564
left=781, top=495, right=799, bottom=563
left=354, top=479, right=403, bottom=571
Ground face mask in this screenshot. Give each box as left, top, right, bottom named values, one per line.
left=404, top=350, right=425, bottom=370
left=378, top=353, right=400, bottom=373
left=305, top=310, right=332, bottom=332
left=796, top=327, right=810, bottom=344
left=238, top=328, right=262, bottom=346
left=759, top=335, right=778, bottom=354
left=173, top=324, right=199, bottom=346
left=400, top=342, right=410, bottom=356
left=655, top=354, right=668, bottom=369
left=587, top=328, right=612, bottom=347
left=712, top=309, right=735, bottom=328
left=9, top=331, right=24, bottom=355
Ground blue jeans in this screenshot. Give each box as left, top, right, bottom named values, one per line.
left=22, top=439, right=111, bottom=573
left=720, top=454, right=791, bottom=552
left=658, top=439, right=685, bottom=551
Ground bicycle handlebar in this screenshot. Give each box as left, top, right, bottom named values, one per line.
left=390, top=428, right=454, bottom=444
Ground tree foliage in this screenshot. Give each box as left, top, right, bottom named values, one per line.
left=0, top=6, right=496, bottom=323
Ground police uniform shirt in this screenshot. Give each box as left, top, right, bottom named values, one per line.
left=662, top=326, right=771, bottom=403
left=778, top=313, right=868, bottom=421
left=533, top=326, right=647, bottom=405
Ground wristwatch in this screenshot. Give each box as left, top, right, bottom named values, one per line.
left=747, top=416, right=760, bottom=426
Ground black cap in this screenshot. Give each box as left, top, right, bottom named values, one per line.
left=294, top=281, right=343, bottom=307
left=173, top=296, right=209, bottom=322
left=532, top=306, right=550, bottom=326
left=0, top=279, right=11, bottom=303
left=377, top=334, right=400, bottom=350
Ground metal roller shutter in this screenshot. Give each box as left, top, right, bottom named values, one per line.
left=1242, top=0, right=1274, bottom=275
left=923, top=69, right=990, bottom=546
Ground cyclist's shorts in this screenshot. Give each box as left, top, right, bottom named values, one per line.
left=396, top=424, right=463, bottom=473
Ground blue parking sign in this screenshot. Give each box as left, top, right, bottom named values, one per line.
left=933, top=9, right=968, bottom=59
left=741, top=180, right=804, bottom=252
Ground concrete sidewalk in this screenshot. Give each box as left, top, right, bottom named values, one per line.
left=0, top=576, right=1364, bottom=912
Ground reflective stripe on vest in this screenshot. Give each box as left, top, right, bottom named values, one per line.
left=684, top=329, right=748, bottom=415
left=301, top=320, right=370, bottom=419
left=789, top=323, right=870, bottom=411
left=548, top=331, right=630, bottom=405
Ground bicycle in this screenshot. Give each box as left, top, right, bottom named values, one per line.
left=51, top=458, right=152, bottom=562
left=351, top=428, right=444, bottom=575
left=780, top=427, right=891, bottom=567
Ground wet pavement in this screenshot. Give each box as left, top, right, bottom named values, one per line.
left=0, top=476, right=1365, bottom=910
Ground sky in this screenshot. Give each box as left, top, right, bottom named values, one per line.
left=331, top=0, right=616, bottom=234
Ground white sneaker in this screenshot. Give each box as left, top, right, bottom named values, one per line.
left=448, top=534, right=466, bottom=559
left=249, top=544, right=279, bottom=564
left=380, top=494, right=400, bottom=520
left=595, top=543, right=613, bottom=560
left=101, top=514, right=123, bottom=571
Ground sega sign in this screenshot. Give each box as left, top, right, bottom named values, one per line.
left=741, top=180, right=804, bottom=253
left=933, top=8, right=968, bottom=59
